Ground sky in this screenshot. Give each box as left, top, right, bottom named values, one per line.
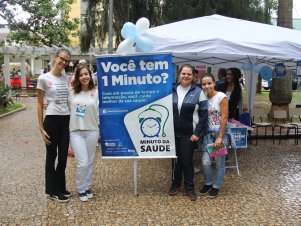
left=1, top=0, right=301, bottom=25
left=293, top=0, right=301, bottom=18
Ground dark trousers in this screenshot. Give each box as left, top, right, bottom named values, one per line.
left=171, top=136, right=195, bottom=191
left=44, top=115, right=70, bottom=195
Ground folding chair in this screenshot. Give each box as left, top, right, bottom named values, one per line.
left=251, top=109, right=273, bottom=145
left=289, top=108, right=301, bottom=144
left=272, top=110, right=298, bottom=144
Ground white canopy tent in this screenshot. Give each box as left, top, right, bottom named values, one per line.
left=145, top=14, right=301, bottom=113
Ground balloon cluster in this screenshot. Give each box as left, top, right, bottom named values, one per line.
left=116, top=17, right=154, bottom=55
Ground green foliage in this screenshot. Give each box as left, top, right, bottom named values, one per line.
left=0, top=54, right=3, bottom=67
left=0, top=81, right=13, bottom=108
left=161, top=0, right=278, bottom=24
left=1, top=0, right=80, bottom=46
left=81, top=0, right=162, bottom=52
left=81, top=0, right=277, bottom=52
left=0, top=102, right=23, bottom=115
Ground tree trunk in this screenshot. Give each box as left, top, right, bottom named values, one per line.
left=269, top=0, right=293, bottom=117
left=256, top=74, right=262, bottom=94
left=277, top=0, right=293, bottom=28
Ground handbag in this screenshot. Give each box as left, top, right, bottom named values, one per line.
left=207, top=143, right=228, bottom=158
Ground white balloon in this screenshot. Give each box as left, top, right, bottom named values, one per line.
left=135, top=17, right=150, bottom=35
left=116, top=38, right=135, bottom=55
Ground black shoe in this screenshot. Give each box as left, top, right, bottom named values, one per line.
left=199, top=185, right=212, bottom=195
left=186, top=190, right=197, bottom=201
left=62, top=190, right=71, bottom=198
left=48, top=194, right=69, bottom=203
left=168, top=185, right=180, bottom=196
left=208, top=187, right=219, bottom=198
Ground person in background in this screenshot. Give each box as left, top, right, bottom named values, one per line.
left=216, top=67, right=242, bottom=120
left=168, top=64, right=208, bottom=201
left=239, top=74, right=245, bottom=88
left=69, top=63, right=99, bottom=202
left=215, top=68, right=227, bottom=90
left=199, top=73, right=232, bottom=198
left=37, top=48, right=71, bottom=202
left=192, top=68, right=201, bottom=87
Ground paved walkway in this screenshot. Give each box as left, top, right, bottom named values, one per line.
left=0, top=97, right=300, bottom=225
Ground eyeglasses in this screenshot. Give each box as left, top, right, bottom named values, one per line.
left=57, top=55, right=70, bottom=64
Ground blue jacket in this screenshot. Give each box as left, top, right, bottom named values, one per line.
left=173, top=84, right=208, bottom=137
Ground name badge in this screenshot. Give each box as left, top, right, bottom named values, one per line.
left=75, top=105, right=87, bottom=117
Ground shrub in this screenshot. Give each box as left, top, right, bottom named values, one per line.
left=0, top=81, right=14, bottom=108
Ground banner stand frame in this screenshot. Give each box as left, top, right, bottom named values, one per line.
left=134, top=159, right=138, bottom=196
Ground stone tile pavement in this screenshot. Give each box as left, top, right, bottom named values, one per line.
left=0, top=97, right=300, bottom=225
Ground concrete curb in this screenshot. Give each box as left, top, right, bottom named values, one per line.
left=0, top=105, right=26, bottom=119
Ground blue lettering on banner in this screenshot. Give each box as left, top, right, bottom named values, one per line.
left=231, top=127, right=247, bottom=148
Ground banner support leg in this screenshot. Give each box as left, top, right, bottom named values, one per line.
left=134, top=159, right=138, bottom=196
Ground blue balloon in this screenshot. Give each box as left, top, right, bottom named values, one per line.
left=121, top=22, right=136, bottom=39
left=135, top=36, right=154, bottom=52
left=259, top=66, right=273, bottom=81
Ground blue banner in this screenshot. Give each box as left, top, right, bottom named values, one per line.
left=231, top=127, right=247, bottom=148
left=96, top=53, right=176, bottom=158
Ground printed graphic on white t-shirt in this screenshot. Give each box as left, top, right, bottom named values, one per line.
left=75, top=104, right=87, bottom=117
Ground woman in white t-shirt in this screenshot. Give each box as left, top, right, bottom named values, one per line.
left=199, top=73, right=230, bottom=199
left=69, top=63, right=99, bottom=202
left=37, top=48, right=71, bottom=203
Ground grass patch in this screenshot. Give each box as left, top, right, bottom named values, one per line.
left=0, top=103, right=24, bottom=115
left=242, top=90, right=300, bottom=113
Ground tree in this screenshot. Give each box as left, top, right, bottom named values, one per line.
left=277, top=0, right=292, bottom=28
left=268, top=0, right=293, bottom=114
left=0, top=0, right=80, bottom=46
left=80, top=0, right=162, bottom=52
left=82, top=0, right=277, bottom=53
left=161, top=0, right=277, bottom=24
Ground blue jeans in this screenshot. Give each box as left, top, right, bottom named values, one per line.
left=201, top=127, right=232, bottom=190
left=202, top=151, right=226, bottom=189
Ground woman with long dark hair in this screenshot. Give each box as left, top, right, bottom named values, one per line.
left=217, top=67, right=242, bottom=120
left=69, top=63, right=99, bottom=202
left=199, top=73, right=233, bottom=198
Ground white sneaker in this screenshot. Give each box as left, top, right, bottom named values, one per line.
left=79, top=192, right=88, bottom=202
left=85, top=189, right=94, bottom=199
